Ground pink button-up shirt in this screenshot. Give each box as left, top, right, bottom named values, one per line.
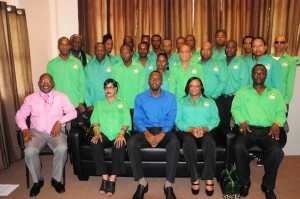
left=15, top=90, right=77, bottom=134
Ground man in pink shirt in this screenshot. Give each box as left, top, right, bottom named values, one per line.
left=15, top=73, right=77, bottom=197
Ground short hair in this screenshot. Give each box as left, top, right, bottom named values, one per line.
left=120, top=44, right=133, bottom=52
left=151, top=34, right=162, bottom=41
left=70, top=34, right=82, bottom=43
left=157, top=52, right=168, bottom=61
left=252, top=36, right=267, bottom=45
left=102, top=34, right=112, bottom=44
left=215, top=29, right=227, bottom=37
left=149, top=70, right=162, bottom=79
left=138, top=41, right=150, bottom=49
left=103, top=78, right=119, bottom=93
left=242, top=35, right=254, bottom=44
left=252, top=64, right=267, bottom=74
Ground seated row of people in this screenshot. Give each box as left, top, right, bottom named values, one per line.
left=15, top=64, right=286, bottom=199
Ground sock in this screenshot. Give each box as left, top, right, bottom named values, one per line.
left=139, top=177, right=147, bottom=186
left=165, top=180, right=172, bottom=188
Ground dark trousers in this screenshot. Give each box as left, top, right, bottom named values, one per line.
left=90, top=133, right=129, bottom=176
left=177, top=130, right=216, bottom=182
left=127, top=127, right=180, bottom=183
left=233, top=126, right=284, bottom=190
left=214, top=95, right=235, bottom=129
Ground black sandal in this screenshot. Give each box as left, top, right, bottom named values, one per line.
left=106, top=181, right=116, bottom=196
left=99, top=180, right=109, bottom=194
left=191, top=181, right=200, bottom=195
left=205, top=183, right=214, bottom=196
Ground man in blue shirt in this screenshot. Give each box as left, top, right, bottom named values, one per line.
left=128, top=71, right=179, bottom=199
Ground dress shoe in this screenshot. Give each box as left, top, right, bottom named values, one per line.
left=164, top=186, right=176, bottom=199
left=205, top=183, right=214, bottom=196
left=29, top=179, right=44, bottom=197
left=240, top=185, right=250, bottom=197
left=132, top=183, right=148, bottom=199
left=51, top=178, right=65, bottom=193
left=261, top=185, right=277, bottom=199
left=191, top=181, right=200, bottom=195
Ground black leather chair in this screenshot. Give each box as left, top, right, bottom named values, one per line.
left=70, top=126, right=235, bottom=181
left=16, top=117, right=71, bottom=188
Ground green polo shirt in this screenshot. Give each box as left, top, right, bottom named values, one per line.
left=231, top=85, right=287, bottom=126
left=222, top=56, right=250, bottom=95
left=47, top=55, right=86, bottom=108
left=111, top=60, right=145, bottom=108
left=168, top=53, right=181, bottom=68
left=270, top=52, right=296, bottom=104
left=70, top=51, right=92, bottom=66
left=161, top=70, right=171, bottom=91
left=169, top=62, right=204, bottom=101
left=176, top=95, right=220, bottom=131
left=212, top=46, right=226, bottom=61
left=249, top=54, right=282, bottom=92
left=200, top=59, right=227, bottom=98
left=190, top=49, right=202, bottom=64
left=84, top=57, right=113, bottom=107
left=91, top=98, right=132, bottom=141
left=147, top=50, right=159, bottom=61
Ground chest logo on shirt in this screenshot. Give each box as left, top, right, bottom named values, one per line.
left=269, top=93, right=275, bottom=100
left=213, top=66, right=219, bottom=72
left=73, top=63, right=78, bottom=69
left=282, top=61, right=288, bottom=67
left=265, top=63, right=271, bottom=70
left=117, top=102, right=123, bottom=108
left=168, top=76, right=170, bottom=80
left=233, top=64, right=239, bottom=70
left=148, top=64, right=154, bottom=70
left=106, top=66, right=112, bottom=72
left=204, top=101, right=209, bottom=106
left=134, top=67, right=139, bottom=74
left=191, top=68, right=197, bottom=74
left=198, top=55, right=202, bottom=60
left=173, top=61, right=177, bottom=65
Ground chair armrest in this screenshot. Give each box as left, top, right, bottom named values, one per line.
left=16, top=127, right=25, bottom=151
left=70, top=127, right=83, bottom=175
left=216, top=127, right=236, bottom=166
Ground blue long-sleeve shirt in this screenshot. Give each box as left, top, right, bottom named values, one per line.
left=133, top=89, right=177, bottom=133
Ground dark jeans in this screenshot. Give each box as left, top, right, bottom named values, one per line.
left=177, top=130, right=216, bottom=182
left=91, top=133, right=129, bottom=176
left=127, top=127, right=180, bottom=183
left=233, top=126, right=284, bottom=190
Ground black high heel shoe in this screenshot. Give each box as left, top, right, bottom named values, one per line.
left=106, top=181, right=116, bottom=196
left=99, top=180, right=108, bottom=194
left=191, top=181, right=200, bottom=195
left=205, top=183, right=214, bottom=196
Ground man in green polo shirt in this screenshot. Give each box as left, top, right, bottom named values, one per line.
left=70, top=34, right=92, bottom=67
left=148, top=34, right=163, bottom=61
left=219, top=40, right=249, bottom=128
left=185, top=34, right=201, bottom=64
left=169, top=44, right=204, bottom=101
left=111, top=45, right=145, bottom=109
left=85, top=42, right=113, bottom=112
left=270, top=35, right=296, bottom=109
left=249, top=37, right=282, bottom=92
left=212, top=30, right=227, bottom=61
left=231, top=64, right=286, bottom=199
left=47, top=37, right=86, bottom=122
left=112, top=36, right=139, bottom=64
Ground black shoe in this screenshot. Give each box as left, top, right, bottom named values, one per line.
left=133, top=184, right=148, bottom=199
left=51, top=178, right=65, bottom=193
left=205, top=183, right=214, bottom=196
left=240, top=185, right=250, bottom=197
left=29, top=179, right=44, bottom=197
left=106, top=181, right=116, bottom=196
left=164, top=186, right=176, bottom=199
left=191, top=181, right=200, bottom=195
left=99, top=180, right=109, bottom=194
left=261, top=185, right=277, bottom=199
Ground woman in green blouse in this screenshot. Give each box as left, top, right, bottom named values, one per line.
left=90, top=78, right=131, bottom=197
left=175, top=77, right=220, bottom=196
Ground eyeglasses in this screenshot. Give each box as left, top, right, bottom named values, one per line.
left=104, top=86, right=115, bottom=90
left=274, top=41, right=286, bottom=44
left=39, top=80, right=53, bottom=84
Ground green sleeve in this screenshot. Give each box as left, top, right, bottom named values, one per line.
left=231, top=91, right=245, bottom=125
left=90, top=101, right=100, bottom=125
left=275, top=91, right=287, bottom=126
left=285, top=58, right=296, bottom=104
left=175, top=99, right=189, bottom=131
left=169, top=67, right=177, bottom=95
left=212, top=63, right=227, bottom=98
left=78, top=63, right=86, bottom=103
left=122, top=101, right=132, bottom=132
left=207, top=100, right=220, bottom=131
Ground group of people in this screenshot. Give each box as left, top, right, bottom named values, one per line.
left=15, top=30, right=296, bottom=199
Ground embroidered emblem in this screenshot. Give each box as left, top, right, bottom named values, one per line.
left=204, top=101, right=209, bottom=106
left=73, top=64, right=78, bottom=69
left=213, top=66, right=219, bottom=72
left=233, top=64, right=239, bottom=70
left=192, top=68, right=197, bottom=74
left=269, top=93, right=275, bottom=100
left=133, top=67, right=139, bottom=74
left=117, top=102, right=123, bottom=108
left=148, top=64, right=153, bottom=70
left=106, top=66, right=111, bottom=72
left=265, top=63, right=270, bottom=70
left=282, top=61, right=288, bottom=67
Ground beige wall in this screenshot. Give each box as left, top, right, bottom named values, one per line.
left=4, top=0, right=300, bottom=155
